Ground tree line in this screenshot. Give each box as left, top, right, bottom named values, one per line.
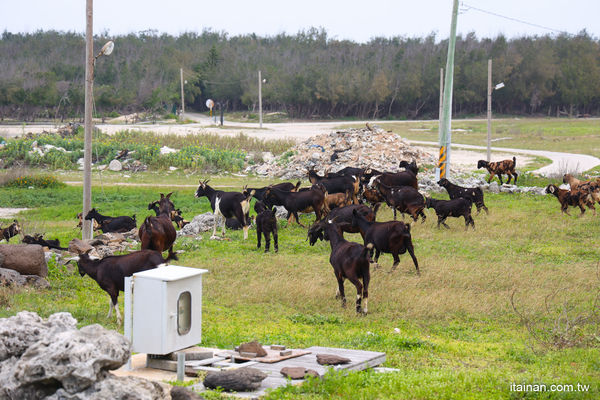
left=0, top=28, right=599, bottom=121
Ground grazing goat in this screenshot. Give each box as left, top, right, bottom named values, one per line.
left=22, top=234, right=68, bottom=250
left=374, top=181, right=426, bottom=222
left=77, top=249, right=166, bottom=323
left=307, top=168, right=359, bottom=203
left=477, top=157, right=518, bottom=184
left=0, top=220, right=21, bottom=242
left=437, top=178, right=488, bottom=214
left=563, top=174, right=600, bottom=205
left=425, top=197, right=475, bottom=230
left=264, top=184, right=326, bottom=227
left=361, top=187, right=386, bottom=206
left=308, top=218, right=373, bottom=314
left=324, top=190, right=353, bottom=211
left=366, top=170, right=418, bottom=191
left=85, top=208, right=136, bottom=233
left=254, top=201, right=278, bottom=252
left=195, top=180, right=253, bottom=239
left=351, top=210, right=419, bottom=274
left=308, top=204, right=380, bottom=245
left=545, top=184, right=595, bottom=216
left=139, top=193, right=178, bottom=260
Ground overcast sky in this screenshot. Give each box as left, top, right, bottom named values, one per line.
left=1, top=0, right=598, bottom=42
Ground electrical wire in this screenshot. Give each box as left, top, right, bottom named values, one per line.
left=461, top=2, right=572, bottom=36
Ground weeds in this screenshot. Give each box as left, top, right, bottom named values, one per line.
left=511, top=266, right=600, bottom=350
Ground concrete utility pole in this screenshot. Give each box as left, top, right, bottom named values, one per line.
left=180, top=68, right=185, bottom=120
left=436, top=0, right=459, bottom=181
left=438, top=68, right=444, bottom=144
left=82, top=0, right=94, bottom=240
left=487, top=59, right=492, bottom=162
left=258, top=70, right=263, bottom=128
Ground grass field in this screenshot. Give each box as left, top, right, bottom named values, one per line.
left=1, top=174, right=599, bottom=399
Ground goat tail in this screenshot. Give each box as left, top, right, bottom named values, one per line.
left=132, top=214, right=137, bottom=223
left=361, top=243, right=374, bottom=259
left=512, top=156, right=517, bottom=167
left=142, top=217, right=153, bottom=237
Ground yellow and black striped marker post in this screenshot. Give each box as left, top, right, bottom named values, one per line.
left=438, top=145, right=447, bottom=179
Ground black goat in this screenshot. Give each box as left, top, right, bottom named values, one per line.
left=139, top=193, right=178, bottom=261
left=307, top=168, right=359, bottom=203
left=351, top=209, right=419, bottom=274
left=374, top=181, right=426, bottom=222
left=22, top=234, right=68, bottom=250
left=0, top=220, right=21, bottom=242
left=307, top=204, right=380, bottom=245
left=85, top=208, right=136, bottom=233
left=366, top=170, right=418, bottom=191
left=309, top=218, right=373, bottom=314
left=399, top=160, right=419, bottom=175
left=243, top=181, right=300, bottom=201
left=77, top=249, right=166, bottom=323
left=264, top=184, right=327, bottom=227
left=437, top=178, right=488, bottom=215
left=254, top=201, right=278, bottom=253
left=195, top=179, right=253, bottom=239
left=425, top=197, right=475, bottom=230
left=147, top=201, right=191, bottom=229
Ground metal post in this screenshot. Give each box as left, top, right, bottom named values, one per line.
left=220, top=103, right=224, bottom=126
left=82, top=0, right=94, bottom=240
left=258, top=70, right=263, bottom=128
left=436, top=68, right=444, bottom=181
left=487, top=59, right=492, bottom=162
left=437, top=0, right=459, bottom=180
left=176, top=352, right=185, bottom=381
left=180, top=68, right=185, bottom=120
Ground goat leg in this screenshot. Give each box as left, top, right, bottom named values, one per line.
left=273, top=231, right=279, bottom=253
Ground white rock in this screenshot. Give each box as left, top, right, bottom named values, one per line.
left=262, top=152, right=275, bottom=163
left=108, top=160, right=122, bottom=171
left=160, top=146, right=178, bottom=155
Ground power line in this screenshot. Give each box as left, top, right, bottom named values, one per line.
left=461, top=2, right=572, bottom=36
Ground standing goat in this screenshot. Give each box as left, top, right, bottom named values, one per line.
left=425, top=197, right=475, bottom=230
left=254, top=201, right=278, bottom=252
left=77, top=249, right=166, bottom=324
left=437, top=178, right=488, bottom=214
left=308, top=204, right=380, bottom=245
left=195, top=180, right=253, bottom=239
left=351, top=209, right=419, bottom=274
left=374, top=180, right=426, bottom=222
left=0, top=220, right=21, bottom=242
left=309, top=218, right=373, bottom=314
left=545, top=184, right=595, bottom=216
left=477, top=157, right=518, bottom=184
left=139, top=193, right=178, bottom=260
left=263, top=184, right=327, bottom=227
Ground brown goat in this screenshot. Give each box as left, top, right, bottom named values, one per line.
left=545, top=184, right=594, bottom=216
left=563, top=174, right=600, bottom=205
left=324, top=190, right=353, bottom=211
left=139, top=193, right=178, bottom=260
left=477, top=157, right=518, bottom=184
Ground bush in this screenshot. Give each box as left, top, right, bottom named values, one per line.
left=2, top=174, right=65, bottom=188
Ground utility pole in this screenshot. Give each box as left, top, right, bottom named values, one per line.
left=487, top=59, right=492, bottom=162
left=258, top=70, right=263, bottom=128
left=82, top=0, right=93, bottom=240
left=438, top=68, right=444, bottom=145
left=436, top=0, right=459, bottom=180
left=180, top=68, right=185, bottom=120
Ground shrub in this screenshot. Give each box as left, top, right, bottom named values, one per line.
left=2, top=174, right=65, bottom=188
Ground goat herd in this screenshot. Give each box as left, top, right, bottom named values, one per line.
left=0, top=154, right=594, bottom=319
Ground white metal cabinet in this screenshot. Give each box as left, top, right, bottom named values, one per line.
left=124, top=265, right=208, bottom=355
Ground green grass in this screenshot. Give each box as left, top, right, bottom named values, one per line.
left=0, top=176, right=599, bottom=399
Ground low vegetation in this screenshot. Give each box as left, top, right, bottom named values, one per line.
left=0, top=176, right=598, bottom=399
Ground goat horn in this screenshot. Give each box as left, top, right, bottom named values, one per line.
left=166, top=192, right=173, bottom=199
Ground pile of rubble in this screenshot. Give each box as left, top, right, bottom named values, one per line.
left=0, top=311, right=201, bottom=399
left=245, top=125, right=437, bottom=179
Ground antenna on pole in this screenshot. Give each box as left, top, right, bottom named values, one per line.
left=436, top=0, right=459, bottom=181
